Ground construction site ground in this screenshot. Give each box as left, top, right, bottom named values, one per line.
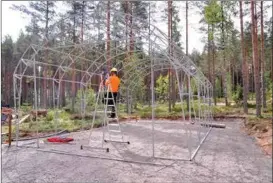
left=2, top=119, right=272, bottom=183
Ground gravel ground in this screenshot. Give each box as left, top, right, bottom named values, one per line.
left=2, top=119, right=272, bottom=183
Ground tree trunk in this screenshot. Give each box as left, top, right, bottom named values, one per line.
left=208, top=24, right=211, bottom=83
left=23, top=78, right=28, bottom=104
left=260, top=1, right=266, bottom=109
left=43, top=1, right=49, bottom=109
left=125, top=1, right=128, bottom=60
left=221, top=1, right=228, bottom=106
left=251, top=1, right=261, bottom=117
left=212, top=25, right=216, bottom=106
left=71, top=4, right=76, bottom=113
left=49, top=77, right=53, bottom=108
left=240, top=1, right=248, bottom=114
left=5, top=72, right=10, bottom=104
left=129, top=2, right=134, bottom=57
left=81, top=1, right=84, bottom=43
left=107, top=1, right=111, bottom=70
left=81, top=1, right=85, bottom=87
left=271, top=1, right=273, bottom=123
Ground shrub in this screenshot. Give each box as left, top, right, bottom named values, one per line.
left=172, top=105, right=182, bottom=112
left=155, top=74, right=169, bottom=103
left=46, top=110, right=54, bottom=121
left=232, top=85, right=243, bottom=105
left=66, top=88, right=96, bottom=114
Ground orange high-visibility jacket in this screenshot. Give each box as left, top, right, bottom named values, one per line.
left=105, top=75, right=120, bottom=92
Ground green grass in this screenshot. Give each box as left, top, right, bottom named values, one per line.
left=11, top=109, right=103, bottom=138
left=122, top=102, right=201, bottom=119
left=9, top=93, right=272, bottom=138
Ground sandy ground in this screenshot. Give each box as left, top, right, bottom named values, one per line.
left=2, top=119, right=272, bottom=183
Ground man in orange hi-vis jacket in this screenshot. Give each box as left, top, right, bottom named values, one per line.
left=105, top=68, right=120, bottom=118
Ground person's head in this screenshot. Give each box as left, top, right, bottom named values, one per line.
left=110, top=68, right=118, bottom=76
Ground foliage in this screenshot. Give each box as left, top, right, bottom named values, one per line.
left=232, top=85, right=243, bottom=105
left=64, top=88, right=96, bottom=114
left=21, top=103, right=32, bottom=115
left=155, top=74, right=169, bottom=103
left=215, top=77, right=222, bottom=97
left=226, top=73, right=232, bottom=100
left=1, top=35, right=15, bottom=105
left=204, top=0, right=223, bottom=26
left=76, top=88, right=96, bottom=108
left=171, top=3, right=182, bottom=49
left=161, top=1, right=183, bottom=49
left=189, top=49, right=202, bottom=66
left=12, top=1, right=56, bottom=38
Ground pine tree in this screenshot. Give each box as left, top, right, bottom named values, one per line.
left=161, top=1, right=183, bottom=111
left=66, top=1, right=83, bottom=112
left=12, top=1, right=56, bottom=108
left=204, top=0, right=223, bottom=105
left=1, top=35, right=14, bottom=105
left=260, top=1, right=266, bottom=109
left=251, top=1, right=261, bottom=116
left=239, top=1, right=248, bottom=114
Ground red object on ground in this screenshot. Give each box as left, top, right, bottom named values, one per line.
left=47, top=137, right=74, bottom=143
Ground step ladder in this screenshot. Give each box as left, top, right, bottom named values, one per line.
left=81, top=72, right=129, bottom=152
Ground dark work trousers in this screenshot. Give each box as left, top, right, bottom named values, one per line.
left=103, top=92, right=118, bottom=118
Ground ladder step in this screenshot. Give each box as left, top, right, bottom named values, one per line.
left=107, top=118, right=118, bottom=121
left=108, top=123, right=119, bottom=127
left=109, top=130, right=121, bottom=133
left=107, top=105, right=115, bottom=107
left=97, top=111, right=112, bottom=113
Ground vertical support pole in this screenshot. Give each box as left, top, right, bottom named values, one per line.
left=198, top=82, right=201, bottom=121
left=181, top=71, right=185, bottom=121
left=7, top=114, right=11, bottom=146
left=80, top=84, right=85, bottom=130
left=57, top=73, right=61, bottom=113
left=149, top=2, right=155, bottom=158
left=188, top=75, right=192, bottom=159
left=13, top=77, right=19, bottom=147
left=204, top=84, right=207, bottom=123
left=56, top=77, right=62, bottom=134
left=53, top=80, right=57, bottom=133
left=176, top=70, right=185, bottom=120
left=126, top=89, right=129, bottom=114
left=14, top=76, right=22, bottom=147
left=168, top=0, right=172, bottom=113
left=80, top=84, right=83, bottom=130
left=33, top=58, right=39, bottom=148
left=88, top=80, right=102, bottom=146
left=188, top=75, right=191, bottom=121
left=151, top=56, right=155, bottom=158
left=207, top=85, right=211, bottom=123
left=175, top=69, right=191, bottom=160
left=197, top=81, right=201, bottom=142
left=55, top=79, right=60, bottom=133
left=210, top=86, right=213, bottom=123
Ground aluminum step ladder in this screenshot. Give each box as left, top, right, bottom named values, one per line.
left=81, top=72, right=129, bottom=152
left=102, top=84, right=129, bottom=145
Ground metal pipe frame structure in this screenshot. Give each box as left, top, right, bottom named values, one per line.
left=13, top=7, right=213, bottom=161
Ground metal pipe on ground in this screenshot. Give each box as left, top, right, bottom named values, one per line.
left=200, top=123, right=226, bottom=128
